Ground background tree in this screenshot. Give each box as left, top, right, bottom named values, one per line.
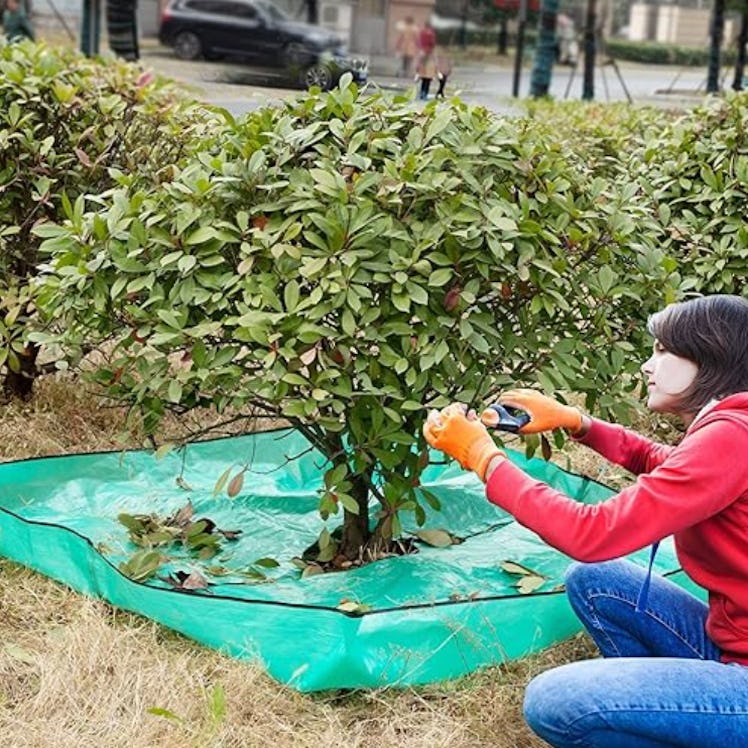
left=0, top=42, right=213, bottom=398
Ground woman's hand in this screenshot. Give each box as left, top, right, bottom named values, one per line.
left=423, top=403, right=505, bottom=481
left=490, top=389, right=585, bottom=435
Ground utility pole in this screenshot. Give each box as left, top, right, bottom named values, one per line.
left=582, top=0, right=596, bottom=100
left=706, top=0, right=726, bottom=93
left=80, top=0, right=101, bottom=56
left=732, top=6, right=747, bottom=91
left=512, top=0, right=528, bottom=97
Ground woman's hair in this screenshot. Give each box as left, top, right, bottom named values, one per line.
left=647, top=294, right=748, bottom=413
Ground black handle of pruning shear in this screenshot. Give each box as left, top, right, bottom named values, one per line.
left=481, top=404, right=531, bottom=434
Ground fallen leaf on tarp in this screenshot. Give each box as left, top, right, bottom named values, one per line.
left=301, top=562, right=324, bottom=578
left=212, top=466, right=232, bottom=497
left=414, top=529, right=457, bottom=547
left=515, top=575, right=546, bottom=594
left=226, top=468, right=246, bottom=498
left=167, top=501, right=194, bottom=528
left=217, top=528, right=243, bottom=541
left=161, top=570, right=210, bottom=591
left=337, top=599, right=371, bottom=614
left=175, top=476, right=193, bottom=491
left=500, top=560, right=543, bottom=577
left=119, top=549, right=164, bottom=581
left=500, top=559, right=547, bottom=594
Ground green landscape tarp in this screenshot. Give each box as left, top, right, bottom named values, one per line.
left=0, top=429, right=698, bottom=691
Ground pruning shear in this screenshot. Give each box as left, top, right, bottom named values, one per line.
left=480, top=403, right=531, bottom=434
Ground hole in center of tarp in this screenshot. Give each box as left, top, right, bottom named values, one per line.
left=299, top=525, right=421, bottom=576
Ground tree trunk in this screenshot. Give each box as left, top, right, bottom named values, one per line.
left=733, top=9, right=748, bottom=91
left=529, top=0, right=559, bottom=97
left=582, top=0, right=597, bottom=100
left=707, top=0, right=726, bottom=94
left=3, top=343, right=39, bottom=400
left=339, top=473, right=371, bottom=559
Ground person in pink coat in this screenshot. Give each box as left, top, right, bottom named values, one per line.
left=415, top=20, right=437, bottom=100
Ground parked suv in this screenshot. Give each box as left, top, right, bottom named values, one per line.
left=159, top=0, right=368, bottom=90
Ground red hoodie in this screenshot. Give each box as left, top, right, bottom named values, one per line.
left=486, top=392, right=748, bottom=665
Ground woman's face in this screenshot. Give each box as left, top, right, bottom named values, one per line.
left=641, top=340, right=699, bottom=414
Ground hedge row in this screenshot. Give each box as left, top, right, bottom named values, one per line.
left=2, top=40, right=748, bottom=430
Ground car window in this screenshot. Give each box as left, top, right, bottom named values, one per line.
left=184, top=0, right=217, bottom=11
left=223, top=1, right=257, bottom=17
left=184, top=0, right=257, bottom=17
left=254, top=0, right=288, bottom=22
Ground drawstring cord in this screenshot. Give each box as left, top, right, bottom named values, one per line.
left=635, top=541, right=660, bottom=612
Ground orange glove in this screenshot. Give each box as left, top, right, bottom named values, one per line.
left=488, top=389, right=583, bottom=435
left=423, top=404, right=505, bottom=481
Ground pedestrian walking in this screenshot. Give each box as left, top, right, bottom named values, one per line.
left=394, top=16, right=419, bottom=79
left=415, top=20, right=436, bottom=100
left=3, top=0, right=35, bottom=42
left=436, top=49, right=452, bottom=98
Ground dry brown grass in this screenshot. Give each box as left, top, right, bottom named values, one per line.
left=0, top=377, right=609, bottom=748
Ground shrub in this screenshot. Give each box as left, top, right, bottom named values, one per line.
left=606, top=39, right=737, bottom=67
left=636, top=92, right=748, bottom=296
left=0, top=39, right=216, bottom=396
left=522, top=100, right=672, bottom=178
left=35, top=79, right=678, bottom=560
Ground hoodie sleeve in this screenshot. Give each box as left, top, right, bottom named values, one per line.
left=485, top=418, right=748, bottom=562
left=574, top=417, right=674, bottom=474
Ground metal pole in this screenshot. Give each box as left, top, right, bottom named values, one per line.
left=512, top=0, right=528, bottom=97
left=582, top=0, right=596, bottom=100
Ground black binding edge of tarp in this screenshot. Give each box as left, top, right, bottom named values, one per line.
left=0, top=504, right=687, bottom=619
left=0, top=425, right=618, bottom=494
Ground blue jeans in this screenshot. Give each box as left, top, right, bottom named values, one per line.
left=524, top=560, right=748, bottom=747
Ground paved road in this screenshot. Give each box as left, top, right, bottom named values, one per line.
left=140, top=44, right=709, bottom=117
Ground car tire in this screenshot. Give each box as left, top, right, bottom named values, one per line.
left=173, top=31, right=203, bottom=60
left=302, top=63, right=334, bottom=91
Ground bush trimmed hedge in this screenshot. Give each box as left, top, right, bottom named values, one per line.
left=606, top=38, right=737, bottom=67
left=0, top=40, right=217, bottom=394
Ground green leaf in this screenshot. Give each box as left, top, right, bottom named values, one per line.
left=284, top=280, right=300, bottom=312
left=185, top=226, right=216, bottom=245
left=337, top=493, right=360, bottom=514
left=428, top=268, right=453, bottom=287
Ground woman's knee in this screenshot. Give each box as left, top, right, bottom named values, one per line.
left=524, top=663, right=592, bottom=746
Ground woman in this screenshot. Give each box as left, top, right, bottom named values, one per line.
left=415, top=21, right=437, bottom=100
left=394, top=16, right=419, bottom=79
left=424, top=294, right=748, bottom=747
